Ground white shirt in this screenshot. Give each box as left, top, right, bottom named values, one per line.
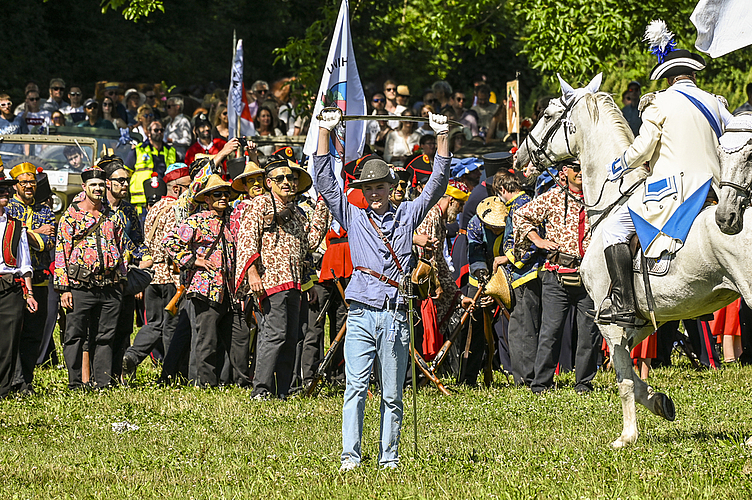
left=0, top=211, right=33, bottom=276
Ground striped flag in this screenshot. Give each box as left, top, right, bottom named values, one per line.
left=303, top=0, right=366, bottom=186
left=228, top=39, right=256, bottom=138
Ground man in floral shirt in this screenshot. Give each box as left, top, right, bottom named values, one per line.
left=513, top=159, right=601, bottom=394
left=234, top=155, right=329, bottom=399
left=164, top=174, right=251, bottom=388
left=123, top=163, right=190, bottom=381
left=55, top=166, right=127, bottom=389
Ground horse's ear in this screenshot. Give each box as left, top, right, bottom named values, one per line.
left=557, top=73, right=575, bottom=103
left=585, top=73, right=603, bottom=94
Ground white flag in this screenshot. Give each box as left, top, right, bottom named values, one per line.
left=228, top=39, right=256, bottom=138
left=303, top=0, right=366, bottom=186
left=691, top=0, right=752, bottom=58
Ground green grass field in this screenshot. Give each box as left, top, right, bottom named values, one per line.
left=2, top=355, right=752, bottom=499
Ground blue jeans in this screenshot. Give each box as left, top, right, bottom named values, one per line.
left=341, top=301, right=410, bottom=467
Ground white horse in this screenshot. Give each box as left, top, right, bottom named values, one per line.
left=516, top=74, right=750, bottom=448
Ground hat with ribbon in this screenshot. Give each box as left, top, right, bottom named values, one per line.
left=477, top=196, right=509, bottom=228
left=194, top=174, right=237, bottom=203
left=445, top=179, right=469, bottom=203
left=405, top=154, right=432, bottom=187
left=645, top=20, right=706, bottom=81
left=9, top=162, right=36, bottom=180
left=164, top=162, right=190, bottom=184
left=450, top=157, right=482, bottom=179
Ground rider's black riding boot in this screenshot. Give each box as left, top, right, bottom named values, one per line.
left=596, top=243, right=641, bottom=328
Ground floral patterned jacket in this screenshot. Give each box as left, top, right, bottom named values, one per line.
left=163, top=210, right=235, bottom=305
left=143, top=195, right=179, bottom=286
left=233, top=194, right=329, bottom=299
left=7, top=196, right=55, bottom=282
left=54, top=202, right=127, bottom=291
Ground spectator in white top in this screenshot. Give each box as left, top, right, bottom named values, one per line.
left=383, top=80, right=401, bottom=115
left=21, top=90, right=51, bottom=130
left=384, top=109, right=421, bottom=167
left=471, top=84, right=498, bottom=136
left=14, top=82, right=39, bottom=116
left=41, top=78, right=69, bottom=113
left=163, top=96, right=193, bottom=161
left=59, top=86, right=85, bottom=124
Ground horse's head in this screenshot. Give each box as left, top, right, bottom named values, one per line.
left=516, top=73, right=603, bottom=177
left=716, top=115, right=752, bottom=235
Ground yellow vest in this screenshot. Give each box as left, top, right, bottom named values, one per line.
left=128, top=143, right=176, bottom=206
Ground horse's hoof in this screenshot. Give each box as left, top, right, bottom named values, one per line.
left=611, top=434, right=636, bottom=449
left=654, top=392, right=676, bottom=421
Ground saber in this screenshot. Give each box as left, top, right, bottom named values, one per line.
left=316, top=107, right=465, bottom=128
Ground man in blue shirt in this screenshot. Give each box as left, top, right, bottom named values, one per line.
left=313, top=109, right=450, bottom=471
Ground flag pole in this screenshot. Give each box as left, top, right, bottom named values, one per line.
left=234, top=31, right=241, bottom=140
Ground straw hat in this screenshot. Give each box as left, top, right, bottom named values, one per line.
left=231, top=160, right=265, bottom=192
left=194, top=174, right=238, bottom=203
left=477, top=196, right=508, bottom=228
left=485, top=266, right=515, bottom=310
left=264, top=158, right=312, bottom=195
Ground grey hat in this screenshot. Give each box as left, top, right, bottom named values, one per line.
left=348, top=157, right=398, bottom=189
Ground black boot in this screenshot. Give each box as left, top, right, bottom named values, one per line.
left=596, top=243, right=642, bottom=328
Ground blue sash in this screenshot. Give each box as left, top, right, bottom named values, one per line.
left=674, top=89, right=722, bottom=139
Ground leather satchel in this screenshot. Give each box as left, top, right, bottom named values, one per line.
left=411, top=258, right=436, bottom=301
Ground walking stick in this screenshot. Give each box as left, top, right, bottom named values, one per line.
left=482, top=308, right=495, bottom=387
left=459, top=316, right=473, bottom=383
left=429, top=285, right=484, bottom=373
left=407, top=281, right=419, bottom=456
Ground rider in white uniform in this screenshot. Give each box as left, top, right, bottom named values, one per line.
left=598, top=46, right=732, bottom=327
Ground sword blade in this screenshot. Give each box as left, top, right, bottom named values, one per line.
left=316, top=109, right=464, bottom=129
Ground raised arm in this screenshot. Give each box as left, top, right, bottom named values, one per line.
left=312, top=110, right=351, bottom=231
left=407, top=113, right=450, bottom=228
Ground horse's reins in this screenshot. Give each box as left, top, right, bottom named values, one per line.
left=717, top=127, right=752, bottom=203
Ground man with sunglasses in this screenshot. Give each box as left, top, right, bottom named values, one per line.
left=21, top=90, right=51, bottom=130
left=41, top=78, right=69, bottom=113
left=449, top=91, right=479, bottom=137
left=0, top=94, right=28, bottom=155
left=123, top=162, right=190, bottom=382
left=76, top=99, right=115, bottom=130
left=234, top=153, right=329, bottom=399
left=0, top=175, right=36, bottom=399
left=6, top=163, right=54, bottom=395
left=102, top=83, right=128, bottom=125
left=513, top=159, right=601, bottom=394
left=125, top=120, right=177, bottom=212
left=60, top=86, right=85, bottom=124
left=164, top=174, right=251, bottom=388
left=248, top=80, right=270, bottom=120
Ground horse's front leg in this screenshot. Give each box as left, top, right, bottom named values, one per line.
left=632, top=359, right=676, bottom=422
left=608, top=332, right=639, bottom=448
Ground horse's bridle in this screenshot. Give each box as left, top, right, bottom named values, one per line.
left=717, top=127, right=752, bottom=203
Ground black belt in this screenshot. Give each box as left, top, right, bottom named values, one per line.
left=355, top=266, right=399, bottom=288
left=330, top=237, right=349, bottom=245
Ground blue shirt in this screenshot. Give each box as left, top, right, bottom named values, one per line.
left=313, top=153, right=450, bottom=308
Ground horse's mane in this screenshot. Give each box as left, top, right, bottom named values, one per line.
left=583, top=92, right=635, bottom=148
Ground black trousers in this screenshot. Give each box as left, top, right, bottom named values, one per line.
left=507, top=277, right=541, bottom=386
left=252, top=289, right=301, bottom=397
left=192, top=296, right=251, bottom=387
left=111, top=293, right=135, bottom=380
left=532, top=271, right=601, bottom=392
left=160, top=298, right=195, bottom=383
left=301, top=281, right=348, bottom=385
left=458, top=284, right=492, bottom=386
left=0, top=286, right=24, bottom=398
left=63, top=286, right=122, bottom=389
left=685, top=319, right=721, bottom=369
left=125, top=283, right=178, bottom=366
left=12, top=284, right=48, bottom=392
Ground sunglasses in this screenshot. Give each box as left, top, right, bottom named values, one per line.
left=28, top=97, right=40, bottom=102
left=166, top=104, right=174, bottom=109
left=222, top=111, right=228, bottom=116
left=144, top=114, right=155, bottom=119
left=152, top=128, right=164, bottom=133
left=254, top=89, right=268, bottom=94
left=69, top=92, right=81, bottom=97
left=104, top=90, right=117, bottom=95
left=385, top=87, right=396, bottom=92
left=18, top=180, right=37, bottom=186
left=109, top=176, right=129, bottom=185
left=456, top=97, right=466, bottom=102
left=0, top=102, right=12, bottom=108
left=270, top=174, right=297, bottom=183
left=243, top=176, right=263, bottom=184
left=102, top=102, right=113, bottom=107
left=85, top=104, right=98, bottom=109
left=210, top=190, right=231, bottom=199
left=397, top=180, right=408, bottom=187
left=372, top=98, right=385, bottom=103
left=51, top=87, right=65, bottom=91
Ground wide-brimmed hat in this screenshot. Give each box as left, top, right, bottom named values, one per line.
left=649, top=49, right=705, bottom=80
left=231, top=160, right=265, bottom=192
left=348, top=156, right=398, bottom=189
left=477, top=196, right=508, bottom=228
left=194, top=174, right=238, bottom=203
left=264, top=158, right=312, bottom=195
left=485, top=266, right=515, bottom=310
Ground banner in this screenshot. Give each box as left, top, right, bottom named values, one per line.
left=691, top=0, right=752, bottom=58
left=228, top=39, right=256, bottom=138
left=303, top=0, right=366, bottom=186
left=506, top=80, right=520, bottom=135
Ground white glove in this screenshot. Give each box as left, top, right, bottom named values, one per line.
left=319, top=108, right=341, bottom=131
left=428, top=112, right=449, bottom=134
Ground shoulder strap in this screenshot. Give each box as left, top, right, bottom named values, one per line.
left=145, top=202, right=173, bottom=243
left=674, top=89, right=723, bottom=139
left=71, top=203, right=107, bottom=243
left=367, top=213, right=404, bottom=274
left=204, top=217, right=226, bottom=262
